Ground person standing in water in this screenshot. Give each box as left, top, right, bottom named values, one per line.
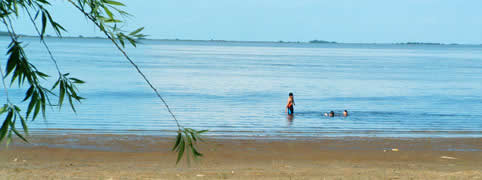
left=343, top=110, right=349, bottom=117
left=286, top=92, right=295, bottom=115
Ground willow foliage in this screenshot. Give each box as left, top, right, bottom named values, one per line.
left=0, top=0, right=206, bottom=164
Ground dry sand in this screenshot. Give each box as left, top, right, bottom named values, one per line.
left=0, top=135, right=481, bottom=179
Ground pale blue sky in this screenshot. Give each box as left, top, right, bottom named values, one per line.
left=7, top=0, right=482, bottom=43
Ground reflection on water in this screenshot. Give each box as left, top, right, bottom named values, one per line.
left=1, top=37, right=481, bottom=138
left=286, top=115, right=294, bottom=126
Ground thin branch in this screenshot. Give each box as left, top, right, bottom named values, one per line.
left=0, top=54, right=10, bottom=104
left=0, top=18, right=12, bottom=103
left=67, top=0, right=181, bottom=129
left=5, top=16, right=19, bottom=42
left=24, top=7, right=62, bottom=76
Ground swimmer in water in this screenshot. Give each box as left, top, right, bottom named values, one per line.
left=343, top=110, right=348, bottom=117
left=286, top=92, right=295, bottom=115
left=329, top=111, right=335, bottom=117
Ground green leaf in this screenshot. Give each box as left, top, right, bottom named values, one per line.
left=102, top=6, right=113, bottom=19
left=185, top=131, right=192, bottom=147
left=36, top=0, right=51, bottom=5
left=0, top=104, right=7, bottom=114
left=9, top=121, right=28, bottom=143
left=73, top=95, right=85, bottom=101
left=104, top=0, right=125, bottom=6
left=0, top=111, right=12, bottom=142
left=176, top=137, right=185, bottom=164
left=172, top=132, right=182, bottom=151
left=35, top=71, right=49, bottom=78
left=190, top=131, right=197, bottom=141
left=104, top=18, right=122, bottom=23
left=6, top=44, right=18, bottom=75
left=129, top=27, right=144, bottom=36
left=26, top=93, right=37, bottom=119
left=59, top=80, right=65, bottom=108
left=125, top=36, right=136, bottom=47
left=68, top=96, right=77, bottom=113
left=116, top=10, right=130, bottom=16
left=44, top=10, right=66, bottom=36
left=5, top=130, right=12, bottom=147
left=51, top=79, right=60, bottom=90
left=118, top=36, right=125, bottom=47
left=19, top=113, right=29, bottom=136
left=33, top=10, right=40, bottom=20
left=53, top=22, right=67, bottom=33
left=69, top=78, right=85, bottom=84
left=32, top=102, right=41, bottom=121
left=39, top=92, right=47, bottom=119
left=192, top=145, right=203, bottom=157
left=23, top=85, right=34, bottom=101
left=13, top=105, right=20, bottom=112
left=197, top=130, right=208, bottom=134
left=41, top=11, right=47, bottom=39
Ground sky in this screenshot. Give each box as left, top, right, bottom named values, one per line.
left=5, top=0, right=482, bottom=44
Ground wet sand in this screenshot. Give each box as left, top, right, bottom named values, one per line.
left=0, top=135, right=481, bottom=179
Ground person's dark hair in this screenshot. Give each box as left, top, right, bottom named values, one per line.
left=289, top=92, right=293, bottom=96
left=344, top=110, right=347, bottom=112
left=330, top=111, right=334, bottom=115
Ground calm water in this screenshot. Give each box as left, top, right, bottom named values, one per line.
left=1, top=37, right=481, bottom=138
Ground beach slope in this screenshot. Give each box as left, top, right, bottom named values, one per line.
left=1, top=135, right=481, bottom=179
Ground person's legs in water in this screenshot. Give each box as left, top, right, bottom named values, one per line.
left=288, top=105, right=294, bottom=115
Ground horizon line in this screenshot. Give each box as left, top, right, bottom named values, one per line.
left=1, top=32, right=481, bottom=46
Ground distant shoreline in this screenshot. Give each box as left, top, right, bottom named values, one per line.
left=1, top=32, right=480, bottom=46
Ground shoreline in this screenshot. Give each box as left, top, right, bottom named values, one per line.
left=2, top=35, right=481, bottom=46
left=1, top=134, right=481, bottom=179
left=5, top=134, right=482, bottom=152
left=22, top=128, right=482, bottom=140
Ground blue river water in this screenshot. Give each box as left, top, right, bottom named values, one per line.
left=1, top=37, right=481, bottom=138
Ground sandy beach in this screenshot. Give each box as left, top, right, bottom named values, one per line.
left=0, top=135, right=480, bottom=179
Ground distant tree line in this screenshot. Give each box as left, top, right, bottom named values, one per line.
left=309, top=40, right=337, bottom=44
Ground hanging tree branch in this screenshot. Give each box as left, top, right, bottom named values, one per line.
left=0, top=17, right=30, bottom=146
left=24, top=7, right=62, bottom=75
left=66, top=0, right=207, bottom=164
left=0, top=0, right=206, bottom=164
left=23, top=5, right=85, bottom=112
left=67, top=0, right=182, bottom=129
left=0, top=0, right=207, bottom=164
